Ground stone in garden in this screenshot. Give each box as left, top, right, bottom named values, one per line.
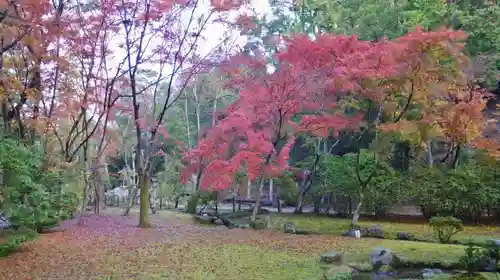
left=362, top=225, right=384, bottom=239
left=0, top=214, right=11, bottom=229
left=283, top=222, right=296, bottom=234
left=320, top=251, right=344, bottom=264
left=194, top=215, right=214, bottom=225
left=343, top=229, right=361, bottom=238
left=370, top=247, right=394, bottom=267
left=482, top=257, right=497, bottom=272
left=421, top=268, right=444, bottom=278
left=214, top=219, right=225, bottom=226
left=396, top=232, right=411, bottom=241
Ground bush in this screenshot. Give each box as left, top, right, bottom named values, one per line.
left=250, top=218, right=267, bottom=230
left=0, top=139, right=79, bottom=233
left=275, top=174, right=299, bottom=206
left=0, top=230, right=37, bottom=257
left=459, top=243, right=487, bottom=274
left=429, top=216, right=464, bottom=243
left=409, top=163, right=499, bottom=223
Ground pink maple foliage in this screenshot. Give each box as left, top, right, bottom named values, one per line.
left=183, top=26, right=476, bottom=192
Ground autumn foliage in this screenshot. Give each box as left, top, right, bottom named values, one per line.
left=183, top=27, right=492, bottom=191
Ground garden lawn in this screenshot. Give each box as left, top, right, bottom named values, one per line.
left=270, top=213, right=500, bottom=245
left=0, top=209, right=473, bottom=280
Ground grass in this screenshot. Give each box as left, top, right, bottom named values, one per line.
left=98, top=244, right=325, bottom=280
left=270, top=213, right=500, bottom=245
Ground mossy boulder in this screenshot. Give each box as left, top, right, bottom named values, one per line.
left=321, top=251, right=344, bottom=264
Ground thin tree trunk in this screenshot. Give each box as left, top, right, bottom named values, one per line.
left=295, top=176, right=312, bottom=213
left=78, top=98, right=91, bottom=225
left=251, top=177, right=266, bottom=222
left=98, top=147, right=109, bottom=211
left=247, top=178, right=251, bottom=198
left=184, top=93, right=192, bottom=148
left=123, top=186, right=138, bottom=216
left=452, top=145, right=460, bottom=169
left=269, top=178, right=273, bottom=201
left=193, top=85, right=201, bottom=141
left=138, top=173, right=150, bottom=227
left=351, top=192, right=364, bottom=227
left=212, top=89, right=218, bottom=127
left=427, top=140, right=434, bottom=167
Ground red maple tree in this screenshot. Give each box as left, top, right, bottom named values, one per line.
left=183, top=27, right=488, bottom=223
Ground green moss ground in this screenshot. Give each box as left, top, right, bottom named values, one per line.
left=270, top=213, right=500, bottom=245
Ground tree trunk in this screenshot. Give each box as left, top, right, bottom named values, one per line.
left=184, top=93, right=192, bottom=148
left=98, top=153, right=109, bottom=211
left=294, top=179, right=311, bottom=214
left=269, top=178, right=273, bottom=201
left=427, top=140, right=434, bottom=167
left=247, top=178, right=251, bottom=198
left=251, top=177, right=265, bottom=222
left=351, top=192, right=365, bottom=227
left=123, top=186, right=138, bottom=216
left=313, top=195, right=322, bottom=213
left=138, top=174, right=150, bottom=228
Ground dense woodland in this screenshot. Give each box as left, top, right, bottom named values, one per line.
left=0, top=0, right=499, bottom=237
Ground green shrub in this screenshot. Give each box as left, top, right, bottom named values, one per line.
left=249, top=218, right=267, bottom=230
left=275, top=173, right=299, bottom=206
left=0, top=139, right=79, bottom=233
left=429, top=216, right=463, bottom=243
left=0, top=230, right=37, bottom=257
left=459, top=243, right=486, bottom=274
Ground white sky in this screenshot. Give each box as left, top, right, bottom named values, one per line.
left=194, top=0, right=271, bottom=57
left=105, top=0, right=271, bottom=74
left=96, top=0, right=272, bottom=126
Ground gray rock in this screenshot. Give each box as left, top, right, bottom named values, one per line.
left=0, top=214, right=11, bottom=229
left=343, top=229, right=361, bottom=238
left=214, top=219, right=225, bottom=226
left=320, top=251, right=344, bottom=264
left=362, top=225, right=384, bottom=239
left=396, top=232, right=411, bottom=241
left=194, top=215, right=214, bottom=224
left=370, top=247, right=394, bottom=269
left=421, top=268, right=443, bottom=278
left=284, top=222, right=296, bottom=234
left=483, top=258, right=497, bottom=272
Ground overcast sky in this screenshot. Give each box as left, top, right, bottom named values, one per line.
left=105, top=0, right=271, bottom=75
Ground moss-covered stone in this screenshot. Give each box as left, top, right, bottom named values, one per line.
left=321, top=251, right=344, bottom=264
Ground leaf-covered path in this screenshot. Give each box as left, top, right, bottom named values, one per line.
left=0, top=211, right=467, bottom=280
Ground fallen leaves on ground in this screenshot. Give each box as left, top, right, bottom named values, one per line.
left=0, top=210, right=472, bottom=280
